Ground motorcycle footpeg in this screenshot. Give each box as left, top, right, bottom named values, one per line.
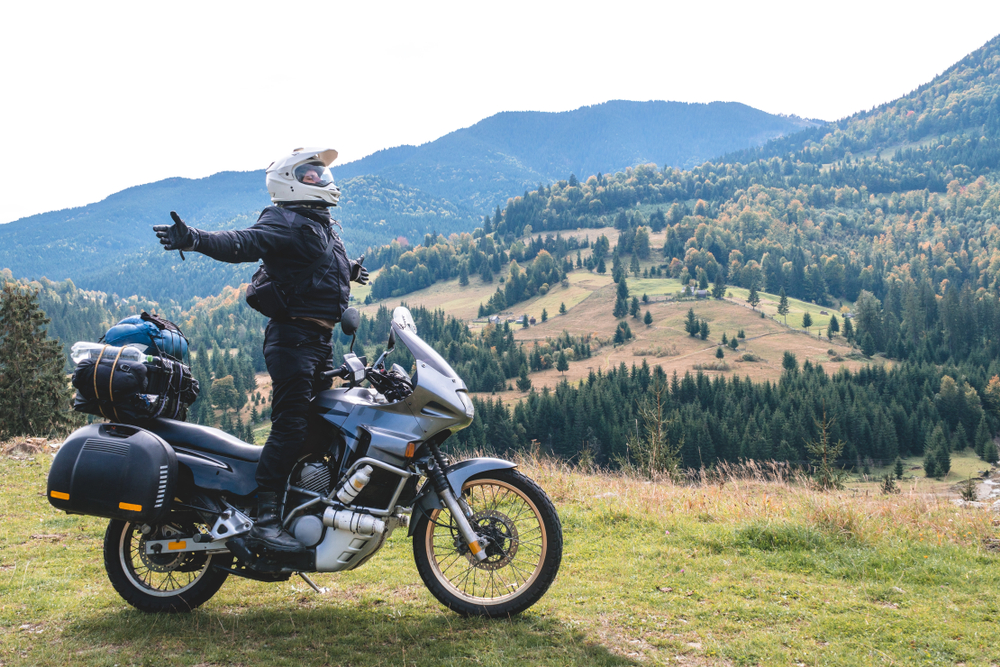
left=228, top=537, right=314, bottom=573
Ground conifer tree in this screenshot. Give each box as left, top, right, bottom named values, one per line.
left=802, top=312, right=812, bottom=329
left=923, top=448, right=938, bottom=478
left=985, top=439, right=999, bottom=466
left=829, top=313, right=840, bottom=336
left=699, top=320, right=710, bottom=340
left=747, top=282, right=760, bottom=311
left=541, top=308, right=548, bottom=323
left=685, top=308, right=698, bottom=336
left=596, top=257, right=606, bottom=274
left=630, top=254, right=640, bottom=277
left=559, top=302, right=566, bottom=315
left=843, top=317, right=855, bottom=345
left=716, top=347, right=724, bottom=359
left=643, top=310, right=653, bottom=326
left=0, top=282, right=78, bottom=439
left=712, top=273, right=726, bottom=300
left=516, top=365, right=532, bottom=392
left=613, top=296, right=627, bottom=319
left=894, top=456, right=904, bottom=479
left=556, top=351, right=568, bottom=374
left=975, top=415, right=990, bottom=457
left=953, top=423, right=968, bottom=451
left=630, top=297, right=640, bottom=319
left=777, top=287, right=789, bottom=323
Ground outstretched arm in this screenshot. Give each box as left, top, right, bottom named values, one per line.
left=153, top=211, right=289, bottom=264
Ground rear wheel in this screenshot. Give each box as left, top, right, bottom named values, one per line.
left=103, top=519, right=232, bottom=613
left=412, top=468, right=562, bottom=617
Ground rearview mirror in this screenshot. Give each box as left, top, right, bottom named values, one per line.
left=387, top=327, right=396, bottom=352
left=340, top=307, right=361, bottom=337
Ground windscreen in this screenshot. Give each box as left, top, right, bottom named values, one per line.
left=392, top=323, right=459, bottom=380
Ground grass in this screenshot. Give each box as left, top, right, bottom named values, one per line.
left=4, top=449, right=1000, bottom=666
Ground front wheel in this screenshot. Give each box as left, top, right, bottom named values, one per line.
left=412, top=468, right=562, bottom=617
left=103, top=519, right=232, bottom=613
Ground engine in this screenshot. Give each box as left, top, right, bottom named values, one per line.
left=286, top=461, right=407, bottom=572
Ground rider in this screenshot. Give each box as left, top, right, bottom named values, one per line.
left=153, top=148, right=368, bottom=557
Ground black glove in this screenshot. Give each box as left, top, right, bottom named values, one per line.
left=153, top=211, right=196, bottom=255
left=350, top=256, right=369, bottom=285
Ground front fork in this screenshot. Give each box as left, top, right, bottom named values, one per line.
left=428, top=444, right=488, bottom=562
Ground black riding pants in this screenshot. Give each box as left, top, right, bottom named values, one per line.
left=256, top=319, right=334, bottom=492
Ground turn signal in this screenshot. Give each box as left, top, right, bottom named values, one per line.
left=405, top=442, right=416, bottom=458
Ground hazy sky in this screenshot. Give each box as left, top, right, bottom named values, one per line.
left=2, top=1, right=998, bottom=224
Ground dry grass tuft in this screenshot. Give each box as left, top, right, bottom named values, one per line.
left=1, top=437, right=53, bottom=457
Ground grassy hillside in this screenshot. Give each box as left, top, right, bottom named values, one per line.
left=4, top=449, right=1000, bottom=666
left=359, top=227, right=870, bottom=395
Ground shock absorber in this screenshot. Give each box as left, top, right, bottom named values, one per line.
left=427, top=442, right=488, bottom=562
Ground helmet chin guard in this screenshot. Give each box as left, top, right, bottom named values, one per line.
left=266, top=147, right=341, bottom=206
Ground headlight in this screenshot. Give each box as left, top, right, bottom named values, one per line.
left=457, top=391, right=474, bottom=418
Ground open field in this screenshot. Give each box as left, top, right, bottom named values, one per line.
left=5, top=449, right=1000, bottom=666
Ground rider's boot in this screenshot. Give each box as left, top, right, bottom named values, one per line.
left=245, top=491, right=307, bottom=555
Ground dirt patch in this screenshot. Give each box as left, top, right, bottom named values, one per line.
left=1, top=438, right=53, bottom=457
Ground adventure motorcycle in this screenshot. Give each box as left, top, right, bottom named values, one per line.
left=47, top=306, right=562, bottom=617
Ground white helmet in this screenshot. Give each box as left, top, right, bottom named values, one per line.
left=266, top=147, right=341, bottom=206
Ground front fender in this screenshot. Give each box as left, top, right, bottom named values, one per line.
left=407, top=457, right=517, bottom=536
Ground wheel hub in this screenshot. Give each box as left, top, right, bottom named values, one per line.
left=470, top=509, right=518, bottom=570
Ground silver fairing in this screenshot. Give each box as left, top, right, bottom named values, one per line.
left=313, top=308, right=473, bottom=467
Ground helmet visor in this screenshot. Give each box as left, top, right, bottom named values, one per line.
left=294, top=163, right=335, bottom=187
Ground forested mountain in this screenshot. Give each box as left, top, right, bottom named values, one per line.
left=0, top=100, right=814, bottom=301
left=333, top=101, right=820, bottom=212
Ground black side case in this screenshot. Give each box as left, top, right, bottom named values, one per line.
left=47, top=423, right=177, bottom=523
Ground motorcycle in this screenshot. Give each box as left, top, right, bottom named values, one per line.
left=47, top=306, right=562, bottom=617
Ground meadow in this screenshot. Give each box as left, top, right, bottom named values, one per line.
left=3, top=447, right=1000, bottom=666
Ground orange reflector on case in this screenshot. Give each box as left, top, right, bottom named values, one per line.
left=50, top=491, right=70, bottom=500
left=119, top=502, right=142, bottom=512
left=405, top=442, right=416, bottom=458
left=469, top=540, right=482, bottom=555
left=167, top=541, right=187, bottom=551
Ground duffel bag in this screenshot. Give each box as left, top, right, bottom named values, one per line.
left=72, top=354, right=148, bottom=402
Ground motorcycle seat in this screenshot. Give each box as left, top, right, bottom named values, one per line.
left=142, top=418, right=262, bottom=463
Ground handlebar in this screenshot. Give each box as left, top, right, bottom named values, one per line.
left=322, top=366, right=351, bottom=380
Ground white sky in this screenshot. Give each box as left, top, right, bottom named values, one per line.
left=2, top=1, right=998, bottom=224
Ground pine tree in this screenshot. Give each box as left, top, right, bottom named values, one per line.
left=613, top=296, right=627, bottom=319
left=716, top=346, right=724, bottom=359
left=699, top=320, right=709, bottom=340
left=975, top=415, right=990, bottom=458
left=985, top=439, right=999, bottom=466
left=843, top=317, right=855, bottom=345
left=936, top=442, right=951, bottom=477
left=459, top=264, right=470, bottom=286
left=559, top=302, right=566, bottom=315
left=777, top=287, right=789, bottom=323
left=894, top=456, right=904, bottom=479
left=541, top=308, right=548, bottom=323
left=953, top=423, right=968, bottom=452
left=522, top=314, right=529, bottom=329
left=747, top=283, right=760, bottom=311
left=0, top=282, right=79, bottom=439
left=685, top=308, right=698, bottom=336
left=712, top=273, right=726, bottom=300
left=556, top=351, right=568, bottom=374
left=829, top=313, right=840, bottom=336
left=802, top=312, right=812, bottom=329
left=630, top=297, right=640, bottom=319
left=596, top=257, right=606, bottom=274
left=516, top=365, right=532, bottom=392
left=728, top=337, right=738, bottom=350
left=923, top=448, right=938, bottom=478
left=630, top=253, right=640, bottom=277
left=643, top=310, right=653, bottom=326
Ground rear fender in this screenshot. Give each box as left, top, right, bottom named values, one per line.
left=407, top=457, right=517, bottom=536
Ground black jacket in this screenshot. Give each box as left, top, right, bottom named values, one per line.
left=192, top=206, right=353, bottom=323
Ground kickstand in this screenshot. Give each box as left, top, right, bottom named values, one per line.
left=298, top=572, right=326, bottom=594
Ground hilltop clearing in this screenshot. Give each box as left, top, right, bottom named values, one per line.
left=4, top=451, right=1000, bottom=666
